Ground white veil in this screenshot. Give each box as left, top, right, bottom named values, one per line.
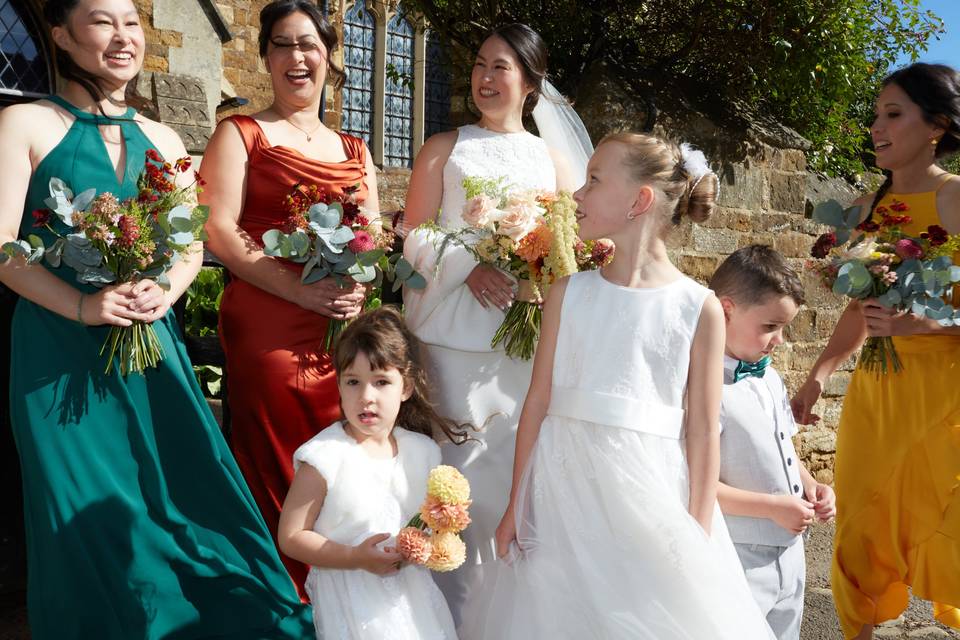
left=531, top=80, right=594, bottom=187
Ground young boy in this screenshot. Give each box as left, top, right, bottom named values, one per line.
left=710, top=245, right=836, bottom=640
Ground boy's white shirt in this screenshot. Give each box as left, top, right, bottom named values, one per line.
left=719, top=355, right=805, bottom=548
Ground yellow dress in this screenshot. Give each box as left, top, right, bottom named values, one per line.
left=832, top=187, right=960, bottom=638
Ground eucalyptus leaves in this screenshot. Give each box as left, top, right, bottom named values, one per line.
left=1, top=153, right=208, bottom=376
left=262, top=188, right=424, bottom=350
left=809, top=198, right=960, bottom=374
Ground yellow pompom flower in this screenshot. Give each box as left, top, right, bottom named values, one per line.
left=425, top=531, right=467, bottom=572
left=426, top=465, right=471, bottom=505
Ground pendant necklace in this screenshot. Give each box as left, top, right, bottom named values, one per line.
left=285, top=117, right=323, bottom=142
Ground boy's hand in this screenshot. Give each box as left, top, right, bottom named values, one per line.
left=352, top=533, right=402, bottom=576
left=812, top=483, right=836, bottom=522
left=771, top=495, right=816, bottom=535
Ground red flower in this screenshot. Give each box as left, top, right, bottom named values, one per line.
left=31, top=208, right=51, bottom=227
left=856, top=220, right=880, bottom=232
left=591, top=238, right=615, bottom=265
left=354, top=213, right=370, bottom=227
left=341, top=200, right=361, bottom=225
left=889, top=200, right=909, bottom=212
left=880, top=213, right=911, bottom=227
left=874, top=205, right=889, bottom=216
left=145, top=149, right=162, bottom=162
left=194, top=170, right=207, bottom=187
left=894, top=238, right=923, bottom=260
left=117, top=215, right=141, bottom=248
left=347, top=230, right=375, bottom=253
left=811, top=232, right=837, bottom=259
left=175, top=157, right=192, bottom=173
left=921, top=224, right=949, bottom=246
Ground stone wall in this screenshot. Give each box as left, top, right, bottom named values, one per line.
left=569, top=63, right=861, bottom=484
left=669, top=150, right=856, bottom=484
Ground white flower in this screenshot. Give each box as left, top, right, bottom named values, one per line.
left=839, top=238, right=877, bottom=260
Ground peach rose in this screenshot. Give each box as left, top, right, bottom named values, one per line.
left=462, top=194, right=501, bottom=228
left=497, top=196, right=542, bottom=242
left=396, top=527, right=433, bottom=565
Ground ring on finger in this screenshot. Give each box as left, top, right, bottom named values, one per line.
left=480, top=288, right=488, bottom=296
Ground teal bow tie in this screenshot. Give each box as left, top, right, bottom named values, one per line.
left=733, top=356, right=771, bottom=382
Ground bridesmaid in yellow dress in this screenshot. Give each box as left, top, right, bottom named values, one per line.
left=792, top=62, right=960, bottom=640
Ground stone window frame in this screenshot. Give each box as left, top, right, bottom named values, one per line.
left=336, top=0, right=440, bottom=168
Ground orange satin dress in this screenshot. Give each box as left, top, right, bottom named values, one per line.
left=831, top=187, right=960, bottom=637
left=218, top=115, right=369, bottom=600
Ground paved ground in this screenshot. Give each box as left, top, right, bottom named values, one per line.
left=2, top=496, right=955, bottom=638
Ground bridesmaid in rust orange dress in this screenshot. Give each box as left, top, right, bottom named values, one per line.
left=200, top=0, right=378, bottom=600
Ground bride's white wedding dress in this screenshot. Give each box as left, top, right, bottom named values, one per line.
left=459, top=270, right=775, bottom=639
left=402, top=124, right=556, bottom=626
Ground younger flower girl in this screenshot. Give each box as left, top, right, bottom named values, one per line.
left=464, top=133, right=774, bottom=639
left=278, top=306, right=466, bottom=639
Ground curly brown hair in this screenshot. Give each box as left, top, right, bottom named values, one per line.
left=333, top=306, right=469, bottom=444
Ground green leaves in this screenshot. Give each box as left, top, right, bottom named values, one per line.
left=406, top=0, right=943, bottom=178
left=812, top=200, right=862, bottom=245
left=833, top=261, right=873, bottom=297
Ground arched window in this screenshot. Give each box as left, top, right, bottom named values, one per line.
left=0, top=0, right=52, bottom=105
left=423, top=29, right=450, bottom=140
left=341, top=1, right=375, bottom=146
left=383, top=11, right=413, bottom=167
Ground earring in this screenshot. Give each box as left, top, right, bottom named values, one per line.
left=931, top=138, right=940, bottom=146
left=626, top=212, right=637, bottom=220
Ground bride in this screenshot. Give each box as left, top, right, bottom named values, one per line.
left=401, top=22, right=588, bottom=627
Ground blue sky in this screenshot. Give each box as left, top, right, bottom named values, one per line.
left=895, top=0, right=960, bottom=68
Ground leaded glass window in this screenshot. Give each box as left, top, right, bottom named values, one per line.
left=0, top=0, right=50, bottom=97
left=424, top=30, right=451, bottom=139
left=341, top=2, right=375, bottom=146
left=384, top=12, right=413, bottom=167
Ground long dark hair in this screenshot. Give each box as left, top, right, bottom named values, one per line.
left=868, top=62, right=960, bottom=220
left=258, top=0, right=345, bottom=90
left=43, top=0, right=152, bottom=116
left=485, top=23, right=547, bottom=116
left=334, top=306, right=469, bottom=444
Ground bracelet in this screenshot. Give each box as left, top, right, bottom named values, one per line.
left=76, top=293, right=85, bottom=325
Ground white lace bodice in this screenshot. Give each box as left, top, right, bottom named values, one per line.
left=551, top=270, right=711, bottom=423
left=439, top=124, right=556, bottom=229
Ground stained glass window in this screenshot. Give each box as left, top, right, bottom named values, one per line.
left=424, top=29, right=451, bottom=139
left=0, top=0, right=50, bottom=97
left=341, top=2, right=375, bottom=146
left=384, top=12, right=413, bottom=167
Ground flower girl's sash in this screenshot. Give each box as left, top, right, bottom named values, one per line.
left=547, top=387, right=685, bottom=439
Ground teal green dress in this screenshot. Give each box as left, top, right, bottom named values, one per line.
left=9, top=96, right=313, bottom=638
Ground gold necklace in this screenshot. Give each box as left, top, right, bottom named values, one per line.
left=285, top=117, right=323, bottom=142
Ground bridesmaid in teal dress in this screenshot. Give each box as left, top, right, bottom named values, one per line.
left=0, top=0, right=312, bottom=637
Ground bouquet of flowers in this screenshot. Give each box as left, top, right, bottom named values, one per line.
left=261, top=183, right=425, bottom=350
left=395, top=465, right=471, bottom=572
left=808, top=198, right=960, bottom=374
left=1, top=150, right=208, bottom=376
left=427, top=176, right=613, bottom=360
